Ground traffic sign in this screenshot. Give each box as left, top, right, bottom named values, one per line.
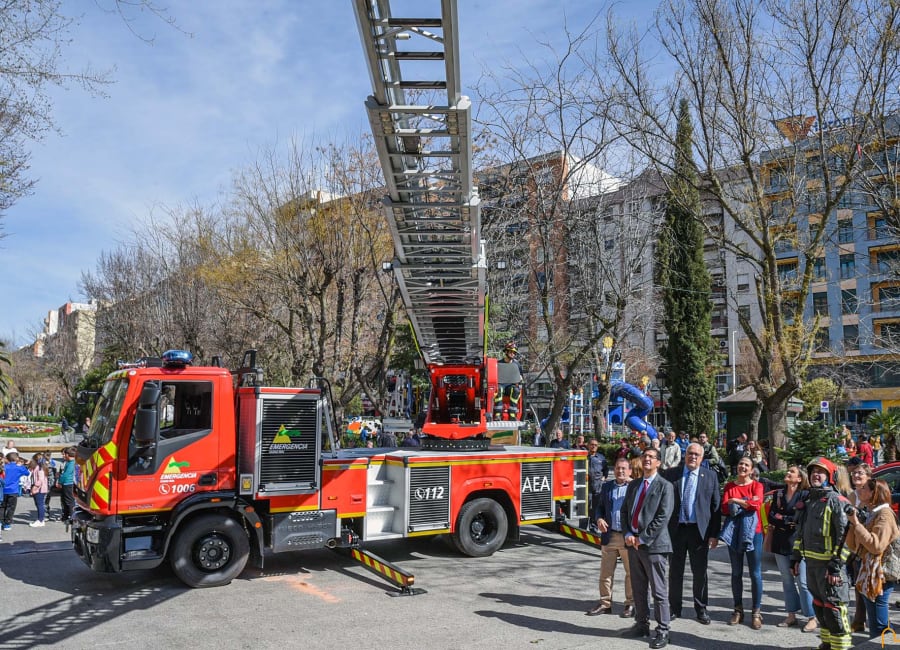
left=820, top=400, right=829, bottom=413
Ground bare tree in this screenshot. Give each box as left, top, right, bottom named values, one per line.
left=606, top=0, right=900, bottom=466
left=0, top=0, right=180, bottom=232
left=205, top=138, right=402, bottom=417
left=475, top=19, right=660, bottom=435
left=81, top=205, right=231, bottom=363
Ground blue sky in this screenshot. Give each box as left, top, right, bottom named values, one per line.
left=1, top=0, right=654, bottom=347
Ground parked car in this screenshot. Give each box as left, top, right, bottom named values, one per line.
left=874, top=461, right=900, bottom=515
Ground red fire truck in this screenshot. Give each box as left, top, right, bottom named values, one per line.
left=70, top=351, right=588, bottom=590
left=71, top=0, right=594, bottom=591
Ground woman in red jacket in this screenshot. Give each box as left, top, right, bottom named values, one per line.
left=721, top=456, right=765, bottom=629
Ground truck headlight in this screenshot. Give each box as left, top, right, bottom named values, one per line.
left=86, top=527, right=100, bottom=544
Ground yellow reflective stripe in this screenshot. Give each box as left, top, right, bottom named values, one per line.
left=823, top=507, right=832, bottom=554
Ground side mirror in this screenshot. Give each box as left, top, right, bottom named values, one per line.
left=134, top=382, right=161, bottom=446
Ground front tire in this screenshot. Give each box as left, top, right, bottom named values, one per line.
left=451, top=497, right=508, bottom=557
left=170, top=514, right=250, bottom=588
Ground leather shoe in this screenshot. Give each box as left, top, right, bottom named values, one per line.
left=697, top=610, right=711, bottom=625
left=586, top=604, right=612, bottom=616
left=621, top=623, right=650, bottom=638
left=670, top=610, right=681, bottom=620
left=649, top=631, right=669, bottom=649
left=620, top=605, right=634, bottom=618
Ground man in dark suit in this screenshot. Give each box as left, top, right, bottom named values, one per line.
left=621, top=447, right=675, bottom=649
left=664, top=442, right=722, bottom=625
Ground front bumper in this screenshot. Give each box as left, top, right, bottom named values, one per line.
left=71, top=508, right=122, bottom=573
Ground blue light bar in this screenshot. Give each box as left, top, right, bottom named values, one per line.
left=162, top=350, right=194, bottom=368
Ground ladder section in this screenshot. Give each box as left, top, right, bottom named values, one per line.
left=352, top=0, right=485, bottom=365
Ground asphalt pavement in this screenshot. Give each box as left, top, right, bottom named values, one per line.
left=1, top=494, right=896, bottom=649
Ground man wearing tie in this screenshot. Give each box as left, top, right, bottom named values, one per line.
left=621, top=447, right=675, bottom=649
left=664, top=442, right=722, bottom=625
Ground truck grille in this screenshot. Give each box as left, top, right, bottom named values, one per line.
left=520, top=462, right=553, bottom=520
left=259, top=397, right=318, bottom=489
left=408, top=466, right=451, bottom=531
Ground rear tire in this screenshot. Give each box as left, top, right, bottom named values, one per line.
left=451, top=497, right=508, bottom=557
left=170, top=514, right=249, bottom=588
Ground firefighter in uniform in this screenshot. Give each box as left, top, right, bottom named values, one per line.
left=791, top=457, right=852, bottom=650
left=493, top=342, right=522, bottom=420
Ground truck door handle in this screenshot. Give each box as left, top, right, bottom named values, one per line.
left=198, top=473, right=217, bottom=486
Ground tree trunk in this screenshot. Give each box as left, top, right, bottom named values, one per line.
left=748, top=400, right=763, bottom=442
left=765, top=397, right=790, bottom=471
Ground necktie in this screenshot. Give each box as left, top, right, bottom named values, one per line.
left=631, top=479, right=649, bottom=532
left=681, top=472, right=695, bottom=522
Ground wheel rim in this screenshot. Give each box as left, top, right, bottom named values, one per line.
left=194, top=533, right=231, bottom=571
left=470, top=512, right=494, bottom=544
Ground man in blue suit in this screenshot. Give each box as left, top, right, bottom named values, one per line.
left=664, top=442, right=722, bottom=625
left=621, top=448, right=675, bottom=649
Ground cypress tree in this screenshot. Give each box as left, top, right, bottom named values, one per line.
left=656, top=99, right=717, bottom=435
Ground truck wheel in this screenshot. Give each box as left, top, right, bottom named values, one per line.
left=451, top=497, right=508, bottom=557
left=170, top=514, right=249, bottom=588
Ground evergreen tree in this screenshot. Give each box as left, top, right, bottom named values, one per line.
left=656, top=99, right=716, bottom=435
left=778, top=421, right=842, bottom=468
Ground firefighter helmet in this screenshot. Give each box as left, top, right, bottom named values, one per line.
left=504, top=341, right=518, bottom=354
left=807, top=456, right=837, bottom=484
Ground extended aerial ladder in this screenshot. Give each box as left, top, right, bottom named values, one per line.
left=353, top=0, right=520, bottom=450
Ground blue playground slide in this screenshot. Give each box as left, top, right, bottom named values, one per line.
left=610, top=381, right=658, bottom=440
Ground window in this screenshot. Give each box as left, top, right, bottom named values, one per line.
left=843, top=324, right=859, bottom=351
left=783, top=295, right=799, bottom=323
left=837, top=191, right=853, bottom=208
left=839, top=254, right=856, bottom=279
left=157, top=381, right=213, bottom=438
left=875, top=284, right=900, bottom=312
left=837, top=219, right=854, bottom=244
left=814, top=327, right=831, bottom=352
left=768, top=167, right=790, bottom=191
left=737, top=274, right=750, bottom=292
left=807, top=191, right=826, bottom=214
left=841, top=288, right=858, bottom=314
left=777, top=260, right=799, bottom=285
left=806, top=154, right=821, bottom=177
left=875, top=320, right=900, bottom=348
left=604, top=238, right=615, bottom=250
left=813, top=292, right=829, bottom=315
left=869, top=212, right=889, bottom=240
left=813, top=257, right=826, bottom=281
left=875, top=249, right=900, bottom=274
left=737, top=305, right=751, bottom=324
left=829, top=154, right=847, bottom=175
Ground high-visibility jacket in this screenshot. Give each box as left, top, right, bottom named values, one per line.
left=791, top=486, right=851, bottom=566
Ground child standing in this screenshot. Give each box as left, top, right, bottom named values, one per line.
left=27, top=454, right=49, bottom=527
left=2, top=453, right=29, bottom=531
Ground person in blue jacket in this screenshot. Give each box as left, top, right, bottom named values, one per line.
left=2, top=452, right=30, bottom=531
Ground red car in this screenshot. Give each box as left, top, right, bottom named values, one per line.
left=874, top=461, right=900, bottom=515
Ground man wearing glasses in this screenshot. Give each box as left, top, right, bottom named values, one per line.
left=664, top=443, right=721, bottom=626
left=621, top=448, right=675, bottom=649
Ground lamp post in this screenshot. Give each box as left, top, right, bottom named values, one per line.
left=655, top=371, right=668, bottom=430
left=731, top=328, right=738, bottom=394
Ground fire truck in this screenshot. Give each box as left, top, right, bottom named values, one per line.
left=70, top=0, right=592, bottom=591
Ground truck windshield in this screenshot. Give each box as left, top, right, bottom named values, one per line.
left=82, top=377, right=130, bottom=449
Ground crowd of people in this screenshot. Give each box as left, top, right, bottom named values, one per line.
left=1, top=442, right=76, bottom=538
left=581, top=429, right=899, bottom=650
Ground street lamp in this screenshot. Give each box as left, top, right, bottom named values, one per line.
left=655, top=371, right=668, bottom=430
left=731, top=328, right=738, bottom=394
